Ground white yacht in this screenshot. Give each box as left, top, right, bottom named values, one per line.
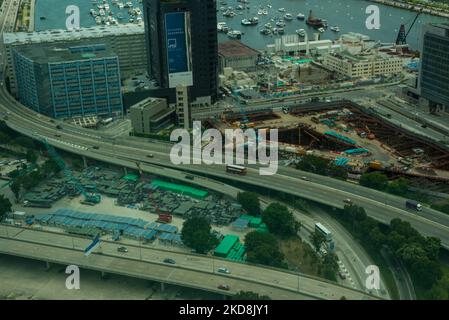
left=297, top=13, right=305, bottom=20
left=228, top=30, right=242, bottom=39
left=296, top=28, right=306, bottom=37
left=330, top=26, right=340, bottom=32
left=284, top=13, right=293, bottom=20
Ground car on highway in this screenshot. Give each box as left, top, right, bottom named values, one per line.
left=147, top=154, right=154, bottom=158
left=92, top=146, right=99, bottom=150
left=300, top=176, right=310, bottom=181
left=217, top=284, right=230, bottom=291
left=185, top=174, right=195, bottom=180
left=163, top=258, right=176, bottom=264
left=117, top=246, right=128, bottom=253
left=56, top=125, right=62, bottom=130
left=343, top=198, right=352, bottom=205
left=54, top=134, right=61, bottom=138
left=217, top=267, right=230, bottom=274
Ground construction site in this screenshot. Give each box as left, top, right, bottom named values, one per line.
left=206, top=99, right=449, bottom=192
left=5, top=148, right=264, bottom=261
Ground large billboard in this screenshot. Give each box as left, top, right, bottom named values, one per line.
left=165, top=11, right=193, bottom=88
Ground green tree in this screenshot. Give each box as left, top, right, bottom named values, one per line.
left=13, top=136, right=35, bottom=149
left=310, top=230, right=326, bottom=252
left=232, top=291, right=271, bottom=300
left=26, top=149, right=38, bottom=164
left=262, top=203, right=299, bottom=237
left=237, top=191, right=261, bottom=215
left=320, top=253, right=339, bottom=281
left=245, top=231, right=286, bottom=268
left=0, top=195, right=12, bottom=220
left=328, top=163, right=348, bottom=180
left=181, top=217, right=217, bottom=254
left=10, top=180, right=21, bottom=202
left=41, top=158, right=61, bottom=176
left=296, top=155, right=330, bottom=175
left=359, top=172, right=389, bottom=191
left=71, top=158, right=84, bottom=170
left=387, top=177, right=409, bottom=196
left=0, top=132, right=10, bottom=145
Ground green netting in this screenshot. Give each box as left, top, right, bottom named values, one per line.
left=151, top=179, right=208, bottom=199
left=214, top=235, right=239, bottom=257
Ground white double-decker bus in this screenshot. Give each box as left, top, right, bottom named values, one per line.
left=226, top=164, right=247, bottom=175
left=315, top=222, right=332, bottom=242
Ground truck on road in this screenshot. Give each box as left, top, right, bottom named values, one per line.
left=406, top=200, right=422, bottom=211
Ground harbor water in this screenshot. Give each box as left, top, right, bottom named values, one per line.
left=34, top=0, right=448, bottom=50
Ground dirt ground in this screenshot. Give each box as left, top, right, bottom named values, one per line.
left=279, top=237, right=321, bottom=277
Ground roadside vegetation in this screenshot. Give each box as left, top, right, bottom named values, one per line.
left=294, top=153, right=449, bottom=216
left=237, top=191, right=261, bottom=215
left=181, top=217, right=218, bottom=254
left=295, top=155, right=348, bottom=180
left=242, top=197, right=340, bottom=281
left=232, top=291, right=271, bottom=300
left=330, top=204, right=448, bottom=299
left=0, top=195, right=12, bottom=220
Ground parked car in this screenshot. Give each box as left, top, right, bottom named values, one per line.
left=147, top=154, right=154, bottom=158
left=117, top=246, right=128, bottom=253
left=163, top=258, right=176, bottom=264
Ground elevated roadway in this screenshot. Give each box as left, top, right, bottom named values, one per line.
left=0, top=225, right=376, bottom=300
left=1, top=84, right=449, bottom=250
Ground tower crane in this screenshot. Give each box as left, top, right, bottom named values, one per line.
left=396, top=10, right=422, bottom=46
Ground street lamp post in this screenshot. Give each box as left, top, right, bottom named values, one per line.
left=297, top=274, right=300, bottom=292
left=139, top=238, right=142, bottom=260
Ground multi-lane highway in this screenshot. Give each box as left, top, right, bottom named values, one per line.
left=0, top=225, right=377, bottom=300
left=2, top=82, right=449, bottom=252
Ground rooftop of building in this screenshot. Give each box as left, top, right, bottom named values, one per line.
left=430, top=23, right=449, bottom=30
left=328, top=50, right=401, bottom=63
left=130, top=96, right=167, bottom=110
left=3, top=23, right=144, bottom=45
left=218, top=40, right=260, bottom=58
left=14, top=44, right=118, bottom=64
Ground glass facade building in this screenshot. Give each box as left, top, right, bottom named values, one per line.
left=420, top=24, right=449, bottom=110
left=143, top=0, right=218, bottom=103
left=13, top=44, right=123, bottom=119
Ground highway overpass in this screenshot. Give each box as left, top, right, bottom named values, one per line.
left=0, top=225, right=376, bottom=300
left=1, top=84, right=449, bottom=250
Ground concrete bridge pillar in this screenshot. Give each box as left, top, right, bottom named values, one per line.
left=45, top=261, right=50, bottom=270
left=101, top=271, right=106, bottom=279
left=123, top=167, right=128, bottom=175
left=160, top=282, right=165, bottom=292
left=82, top=156, right=87, bottom=168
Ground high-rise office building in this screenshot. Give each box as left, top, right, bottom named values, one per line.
left=143, top=0, right=218, bottom=105
left=13, top=44, right=123, bottom=119
left=3, top=24, right=146, bottom=96
left=419, top=24, right=449, bottom=112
